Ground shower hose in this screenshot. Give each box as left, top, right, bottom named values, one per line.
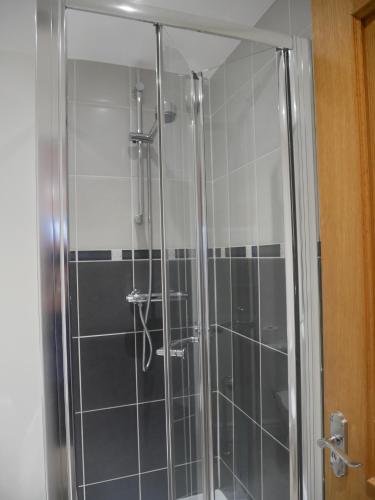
left=139, top=144, right=153, bottom=372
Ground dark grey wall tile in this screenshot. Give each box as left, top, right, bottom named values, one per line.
left=175, top=465, right=189, bottom=498
left=168, top=259, right=188, bottom=329
left=233, top=407, right=261, bottom=499
left=217, top=327, right=233, bottom=400
left=133, top=260, right=163, bottom=332
left=208, top=258, right=216, bottom=324
left=136, top=330, right=164, bottom=402
left=234, top=479, right=253, bottom=500
left=85, top=476, right=139, bottom=500
left=80, top=334, right=136, bottom=411
left=73, top=416, right=83, bottom=486
left=71, top=339, right=81, bottom=410
left=215, top=258, right=231, bottom=328
left=141, top=469, right=168, bottom=500
left=233, top=334, right=260, bottom=423
left=139, top=401, right=167, bottom=472
left=69, top=263, right=78, bottom=337
left=78, top=261, right=133, bottom=335
left=231, top=258, right=259, bottom=340
left=261, top=346, right=289, bottom=447
left=189, top=395, right=202, bottom=463
left=212, top=392, right=218, bottom=457
left=210, top=327, right=218, bottom=391
left=218, top=394, right=233, bottom=471
left=259, top=258, right=287, bottom=352
left=172, top=396, right=190, bottom=467
left=190, top=459, right=201, bottom=495
left=262, top=432, right=290, bottom=500
left=219, top=459, right=235, bottom=500
left=83, top=406, right=138, bottom=483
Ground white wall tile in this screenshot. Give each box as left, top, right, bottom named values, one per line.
left=251, top=43, right=276, bottom=75
left=255, top=0, right=291, bottom=36
left=206, top=180, right=215, bottom=248
left=75, top=60, right=130, bottom=106
left=75, top=176, right=132, bottom=249
left=68, top=176, right=77, bottom=250
left=213, top=176, right=230, bottom=248
left=130, top=67, right=156, bottom=111
left=132, top=177, right=161, bottom=249
left=164, top=178, right=189, bottom=249
left=209, top=64, right=225, bottom=115
left=226, top=84, right=254, bottom=171
left=67, top=59, right=75, bottom=100
left=74, top=103, right=131, bottom=177
left=254, top=57, right=280, bottom=158
left=256, top=149, right=285, bottom=245
left=211, top=106, right=227, bottom=180
left=290, top=0, right=312, bottom=37
left=229, top=163, right=257, bottom=247
left=225, top=40, right=252, bottom=100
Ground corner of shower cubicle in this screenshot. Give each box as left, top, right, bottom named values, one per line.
left=52, top=4, right=323, bottom=500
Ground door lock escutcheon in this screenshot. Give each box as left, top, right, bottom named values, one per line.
left=317, top=411, right=362, bottom=477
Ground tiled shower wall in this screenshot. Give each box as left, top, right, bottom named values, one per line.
left=206, top=0, right=312, bottom=496
left=67, top=59, right=198, bottom=500
left=206, top=43, right=290, bottom=499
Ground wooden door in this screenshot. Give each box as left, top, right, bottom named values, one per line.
left=311, top=0, right=375, bottom=498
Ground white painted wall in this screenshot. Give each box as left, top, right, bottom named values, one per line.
left=0, top=1, right=47, bottom=499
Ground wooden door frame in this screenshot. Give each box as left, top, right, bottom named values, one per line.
left=312, top=0, right=375, bottom=497
left=352, top=0, right=375, bottom=490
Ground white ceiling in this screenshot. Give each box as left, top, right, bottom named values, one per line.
left=66, top=0, right=276, bottom=72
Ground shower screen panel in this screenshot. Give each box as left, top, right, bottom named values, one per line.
left=159, top=29, right=206, bottom=499
left=65, top=9, right=299, bottom=500
left=159, top=27, right=297, bottom=500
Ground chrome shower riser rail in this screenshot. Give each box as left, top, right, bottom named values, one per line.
left=66, top=0, right=292, bottom=49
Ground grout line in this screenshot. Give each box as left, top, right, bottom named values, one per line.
left=67, top=98, right=131, bottom=111
left=210, top=51, right=276, bottom=120
left=216, top=323, right=288, bottom=357
left=72, top=174, right=133, bottom=180
left=78, top=459, right=202, bottom=490
left=218, top=390, right=289, bottom=452
left=75, top=398, right=165, bottom=414
left=211, top=145, right=281, bottom=184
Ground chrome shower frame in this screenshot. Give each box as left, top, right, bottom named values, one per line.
left=39, top=1, right=322, bottom=498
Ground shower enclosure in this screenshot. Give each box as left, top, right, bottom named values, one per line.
left=60, top=3, right=321, bottom=500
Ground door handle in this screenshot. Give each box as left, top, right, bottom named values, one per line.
left=317, top=411, right=362, bottom=477
left=317, top=436, right=362, bottom=468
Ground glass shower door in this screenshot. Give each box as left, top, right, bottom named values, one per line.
left=159, top=25, right=298, bottom=500
left=159, top=27, right=207, bottom=500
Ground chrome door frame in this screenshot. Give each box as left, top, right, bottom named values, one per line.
left=36, top=0, right=75, bottom=499
left=44, top=1, right=323, bottom=498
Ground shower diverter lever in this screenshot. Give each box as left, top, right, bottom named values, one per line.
left=156, top=336, right=199, bottom=360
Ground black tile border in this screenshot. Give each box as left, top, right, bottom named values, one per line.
left=69, top=245, right=284, bottom=262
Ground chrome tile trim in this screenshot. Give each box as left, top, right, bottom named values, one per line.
left=289, top=37, right=324, bottom=500
left=155, top=24, right=176, bottom=500
left=278, top=49, right=301, bottom=500
left=36, top=0, right=75, bottom=498
left=65, top=0, right=292, bottom=48
left=193, top=73, right=215, bottom=500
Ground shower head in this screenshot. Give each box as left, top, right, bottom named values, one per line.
left=129, top=98, right=177, bottom=144
left=162, top=99, right=177, bottom=123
